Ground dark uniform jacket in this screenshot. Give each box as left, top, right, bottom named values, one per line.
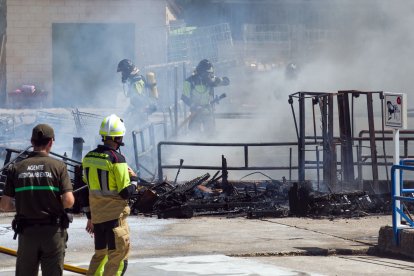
left=3, top=151, right=73, bottom=220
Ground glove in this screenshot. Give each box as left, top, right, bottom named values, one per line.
left=128, top=168, right=138, bottom=190
left=130, top=176, right=138, bottom=190
left=221, top=77, right=230, bottom=86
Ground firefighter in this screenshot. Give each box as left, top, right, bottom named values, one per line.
left=80, top=114, right=138, bottom=276
left=285, top=62, right=299, bottom=80
left=117, top=59, right=158, bottom=126
left=0, top=124, right=74, bottom=276
left=181, top=59, right=230, bottom=134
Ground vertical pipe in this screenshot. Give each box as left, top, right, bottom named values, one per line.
left=391, top=166, right=399, bottom=245
left=158, top=142, right=163, bottom=182
left=149, top=124, right=155, bottom=168
left=140, top=131, right=145, bottom=152
left=328, top=94, right=336, bottom=190
left=394, top=129, right=401, bottom=231
left=316, top=145, right=320, bottom=191
left=244, top=145, right=248, bottom=168
left=163, top=122, right=167, bottom=139
left=168, top=106, right=174, bottom=134
left=357, top=143, right=362, bottom=187
left=312, top=102, right=317, bottom=143
left=321, top=96, right=328, bottom=188
left=132, top=131, right=140, bottom=173
left=337, top=92, right=354, bottom=186
left=183, top=62, right=187, bottom=117
left=380, top=93, right=389, bottom=182
left=174, top=66, right=178, bottom=136
left=351, top=94, right=354, bottom=143
left=367, top=93, right=379, bottom=192
left=404, top=140, right=408, bottom=158
left=289, top=147, right=292, bottom=182
left=299, top=93, right=305, bottom=181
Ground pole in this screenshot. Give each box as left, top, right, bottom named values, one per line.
left=394, top=128, right=401, bottom=228
left=173, top=159, right=184, bottom=185
left=174, top=66, right=178, bottom=136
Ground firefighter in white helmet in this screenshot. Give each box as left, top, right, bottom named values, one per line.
left=80, top=114, right=137, bottom=276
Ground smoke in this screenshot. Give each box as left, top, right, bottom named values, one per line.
left=217, top=0, right=414, bottom=134
left=4, top=1, right=414, bottom=183
left=161, top=0, right=414, bottom=181
left=297, top=1, right=414, bottom=94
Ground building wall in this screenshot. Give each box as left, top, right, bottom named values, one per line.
left=6, top=0, right=167, bottom=105
left=0, top=0, right=6, bottom=107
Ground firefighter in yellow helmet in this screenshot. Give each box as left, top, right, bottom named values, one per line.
left=181, top=59, right=230, bottom=134
left=80, top=114, right=137, bottom=276
left=117, top=59, right=157, bottom=126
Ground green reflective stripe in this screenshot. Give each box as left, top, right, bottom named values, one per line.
left=116, top=260, right=125, bottom=276
left=95, top=255, right=108, bottom=276
left=183, top=81, right=191, bottom=97
left=15, top=186, right=59, bottom=192
left=132, top=79, right=145, bottom=95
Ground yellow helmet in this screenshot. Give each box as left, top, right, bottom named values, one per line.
left=99, top=114, right=126, bottom=137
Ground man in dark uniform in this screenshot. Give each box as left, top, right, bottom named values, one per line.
left=0, top=123, right=74, bottom=276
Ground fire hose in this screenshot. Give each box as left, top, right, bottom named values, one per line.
left=176, top=93, right=227, bottom=133
left=0, top=246, right=87, bottom=274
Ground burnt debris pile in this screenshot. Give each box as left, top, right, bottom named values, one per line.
left=130, top=172, right=290, bottom=219
left=288, top=182, right=391, bottom=218
left=128, top=176, right=393, bottom=220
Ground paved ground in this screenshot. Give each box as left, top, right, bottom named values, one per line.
left=1, top=213, right=414, bottom=275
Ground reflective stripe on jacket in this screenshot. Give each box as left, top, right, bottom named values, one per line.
left=129, top=77, right=145, bottom=96
left=183, top=80, right=212, bottom=106
left=82, top=145, right=131, bottom=224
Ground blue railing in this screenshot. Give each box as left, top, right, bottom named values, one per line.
left=391, top=159, right=414, bottom=245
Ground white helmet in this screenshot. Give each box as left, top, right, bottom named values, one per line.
left=99, top=114, right=126, bottom=137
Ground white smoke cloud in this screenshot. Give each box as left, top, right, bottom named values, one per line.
left=162, top=0, right=414, bottom=182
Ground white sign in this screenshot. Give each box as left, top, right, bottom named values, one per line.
left=384, top=92, right=407, bottom=129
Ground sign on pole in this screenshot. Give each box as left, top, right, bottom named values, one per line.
left=383, top=92, right=407, bottom=229
left=383, top=92, right=407, bottom=129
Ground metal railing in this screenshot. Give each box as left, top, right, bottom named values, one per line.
left=157, top=141, right=299, bottom=182
left=71, top=108, right=103, bottom=135
left=357, top=130, right=414, bottom=181
left=391, top=159, right=414, bottom=245
left=132, top=121, right=167, bottom=179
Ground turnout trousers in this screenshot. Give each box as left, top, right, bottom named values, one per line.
left=87, top=216, right=130, bottom=276
left=188, top=111, right=215, bottom=134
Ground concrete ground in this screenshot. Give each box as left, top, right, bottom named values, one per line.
left=1, top=213, right=413, bottom=275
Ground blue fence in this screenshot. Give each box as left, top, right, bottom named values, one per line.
left=391, top=159, right=414, bottom=245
